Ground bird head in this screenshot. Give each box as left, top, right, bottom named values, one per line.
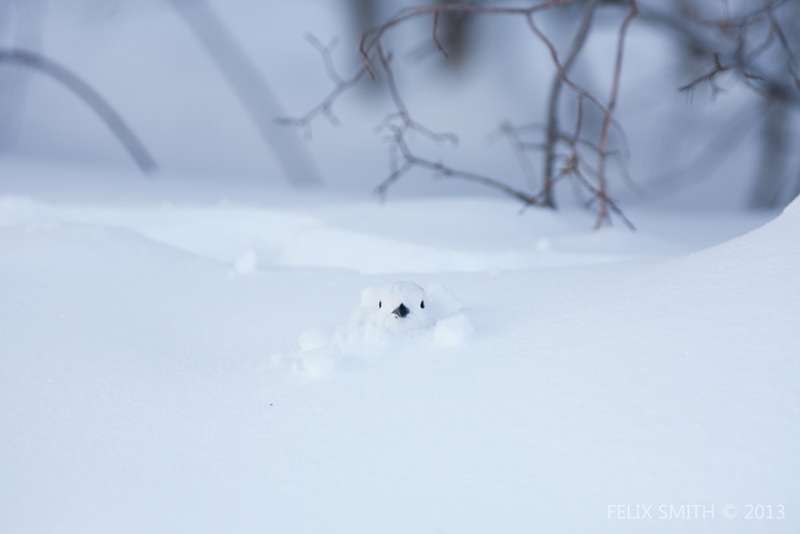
left=359, top=281, right=433, bottom=331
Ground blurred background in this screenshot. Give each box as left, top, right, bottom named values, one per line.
left=0, top=0, right=798, bottom=213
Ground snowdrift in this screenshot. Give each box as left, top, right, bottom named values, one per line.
left=0, top=194, right=796, bottom=534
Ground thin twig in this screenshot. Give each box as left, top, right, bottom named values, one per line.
left=679, top=53, right=728, bottom=93
left=374, top=43, right=458, bottom=145
left=376, top=126, right=539, bottom=205
left=275, top=34, right=369, bottom=134
left=432, top=12, right=449, bottom=58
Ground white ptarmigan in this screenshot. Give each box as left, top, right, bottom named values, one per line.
left=277, top=281, right=473, bottom=379
left=349, top=281, right=435, bottom=336
left=338, top=281, right=472, bottom=346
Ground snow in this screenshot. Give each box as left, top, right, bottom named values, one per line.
left=0, top=173, right=797, bottom=533
left=0, top=1, right=796, bottom=530
left=231, top=248, right=259, bottom=276
left=433, top=312, right=474, bottom=348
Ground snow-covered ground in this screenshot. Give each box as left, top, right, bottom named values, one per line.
left=1, top=166, right=796, bottom=533
left=1, top=0, right=797, bottom=531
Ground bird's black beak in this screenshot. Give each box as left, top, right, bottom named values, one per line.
left=392, top=303, right=410, bottom=318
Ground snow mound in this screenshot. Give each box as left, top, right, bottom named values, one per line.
left=230, top=248, right=259, bottom=276
left=666, top=194, right=800, bottom=285
left=271, top=281, right=472, bottom=379
left=433, top=313, right=475, bottom=348
left=0, top=196, right=648, bottom=275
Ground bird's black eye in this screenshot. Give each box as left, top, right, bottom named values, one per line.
left=420, top=300, right=425, bottom=309
left=378, top=301, right=382, bottom=309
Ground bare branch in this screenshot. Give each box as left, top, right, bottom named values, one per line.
left=594, top=0, right=638, bottom=228
left=497, top=121, right=538, bottom=190
left=281, top=0, right=640, bottom=230
left=543, top=0, right=597, bottom=207
left=767, top=8, right=800, bottom=89
left=359, top=1, right=574, bottom=77
left=170, top=0, right=322, bottom=185
left=374, top=43, right=458, bottom=145
left=377, top=125, right=540, bottom=206
left=678, top=52, right=729, bottom=93
left=572, top=167, right=636, bottom=231
left=275, top=34, right=369, bottom=134
left=432, top=12, right=449, bottom=58
left=640, top=1, right=800, bottom=106
left=0, top=48, right=157, bottom=174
